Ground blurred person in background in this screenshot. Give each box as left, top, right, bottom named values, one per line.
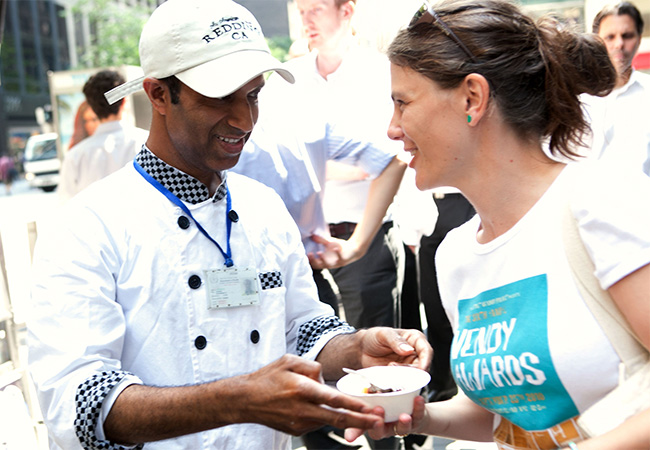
left=68, top=101, right=99, bottom=150
left=581, top=1, right=650, bottom=175
left=310, top=0, right=406, bottom=336
left=58, top=70, right=148, bottom=201
left=291, top=1, right=406, bottom=448
left=0, top=154, right=18, bottom=195
left=234, top=1, right=407, bottom=448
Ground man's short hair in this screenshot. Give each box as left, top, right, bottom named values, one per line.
left=593, top=2, right=644, bottom=35
left=160, top=76, right=182, bottom=105
left=83, top=70, right=126, bottom=119
left=335, top=0, right=356, bottom=7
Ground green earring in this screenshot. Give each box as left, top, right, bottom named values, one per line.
left=467, top=115, right=472, bottom=124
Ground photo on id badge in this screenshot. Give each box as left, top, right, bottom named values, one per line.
left=205, top=267, right=260, bottom=309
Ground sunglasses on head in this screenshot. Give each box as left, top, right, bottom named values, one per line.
left=409, top=1, right=478, bottom=63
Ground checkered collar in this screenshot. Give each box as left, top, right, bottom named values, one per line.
left=135, top=146, right=228, bottom=204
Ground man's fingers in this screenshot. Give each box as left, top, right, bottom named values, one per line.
left=343, top=404, right=386, bottom=442
left=310, top=234, right=329, bottom=245
left=316, top=404, right=381, bottom=431
left=385, top=328, right=433, bottom=370
left=281, top=394, right=380, bottom=436
left=277, top=354, right=324, bottom=381
left=307, top=252, right=324, bottom=269
left=311, top=383, right=370, bottom=413
left=306, top=385, right=384, bottom=428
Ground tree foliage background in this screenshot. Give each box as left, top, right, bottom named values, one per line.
left=70, top=0, right=150, bottom=69
left=71, top=0, right=294, bottom=69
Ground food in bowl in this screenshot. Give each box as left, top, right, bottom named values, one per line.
left=337, top=365, right=430, bottom=422
left=363, top=385, right=402, bottom=394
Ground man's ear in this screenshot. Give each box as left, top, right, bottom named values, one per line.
left=341, top=0, right=355, bottom=21
left=143, top=77, right=170, bottom=116
left=462, top=73, right=490, bottom=126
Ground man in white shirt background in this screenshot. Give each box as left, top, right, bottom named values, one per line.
left=233, top=1, right=407, bottom=448
left=581, top=1, right=650, bottom=176
left=58, top=69, right=149, bottom=201
left=235, top=0, right=406, bottom=323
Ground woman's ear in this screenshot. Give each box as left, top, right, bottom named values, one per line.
left=462, top=73, right=490, bottom=126
left=143, top=78, right=169, bottom=116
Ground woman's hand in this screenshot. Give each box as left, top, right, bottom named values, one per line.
left=344, top=395, right=427, bottom=442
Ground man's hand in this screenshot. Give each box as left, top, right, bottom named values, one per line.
left=318, top=328, right=432, bottom=381
left=357, top=327, right=432, bottom=372
left=105, top=354, right=383, bottom=443
left=308, top=156, right=407, bottom=271
left=307, top=234, right=363, bottom=269
left=235, top=354, right=382, bottom=436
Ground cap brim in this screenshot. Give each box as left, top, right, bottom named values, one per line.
left=175, top=49, right=294, bottom=99
left=105, top=77, right=144, bottom=105
left=104, top=50, right=294, bottom=105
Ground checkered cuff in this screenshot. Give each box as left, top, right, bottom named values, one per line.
left=259, top=271, right=282, bottom=290
left=75, top=371, right=144, bottom=450
left=296, top=315, right=354, bottom=356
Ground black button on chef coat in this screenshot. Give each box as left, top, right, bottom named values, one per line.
left=177, top=216, right=190, bottom=229
left=195, top=335, right=207, bottom=350
left=188, top=275, right=202, bottom=289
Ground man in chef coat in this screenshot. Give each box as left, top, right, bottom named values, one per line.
left=27, top=1, right=431, bottom=449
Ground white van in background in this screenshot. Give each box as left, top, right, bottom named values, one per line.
left=22, top=133, right=60, bottom=192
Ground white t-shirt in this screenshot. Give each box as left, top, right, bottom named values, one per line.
left=437, top=161, right=650, bottom=431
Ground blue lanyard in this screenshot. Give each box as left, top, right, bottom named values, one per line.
left=133, top=160, right=234, bottom=267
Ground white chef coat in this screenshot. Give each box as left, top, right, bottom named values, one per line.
left=28, top=147, right=354, bottom=450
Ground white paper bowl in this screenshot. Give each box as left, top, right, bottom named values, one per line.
left=336, top=366, right=430, bottom=422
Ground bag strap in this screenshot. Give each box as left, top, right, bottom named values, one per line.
left=562, top=204, right=648, bottom=376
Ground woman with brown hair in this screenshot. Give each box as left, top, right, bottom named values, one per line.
left=346, top=0, right=650, bottom=448
left=68, top=100, right=99, bottom=150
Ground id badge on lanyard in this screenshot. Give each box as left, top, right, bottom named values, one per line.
left=205, top=267, right=260, bottom=309
left=134, top=160, right=261, bottom=309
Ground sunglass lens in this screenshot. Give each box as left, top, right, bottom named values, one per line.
left=409, top=4, right=429, bottom=28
